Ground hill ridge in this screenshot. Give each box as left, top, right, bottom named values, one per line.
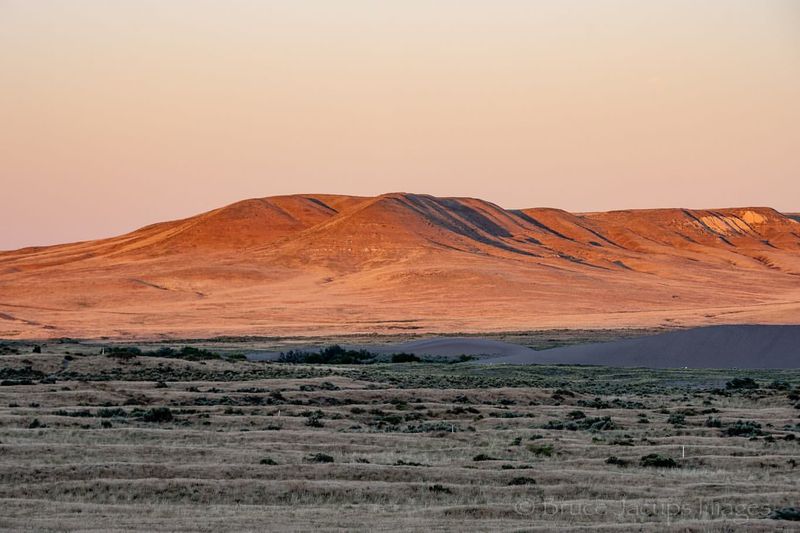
left=1, top=193, right=799, bottom=339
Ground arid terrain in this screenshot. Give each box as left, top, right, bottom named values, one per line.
left=1, top=341, right=799, bottom=531
left=1, top=193, right=799, bottom=339
left=4, top=1, right=798, bottom=530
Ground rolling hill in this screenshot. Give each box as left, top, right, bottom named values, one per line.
left=1, top=193, right=799, bottom=339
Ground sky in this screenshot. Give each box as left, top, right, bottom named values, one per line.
left=1, top=0, right=799, bottom=250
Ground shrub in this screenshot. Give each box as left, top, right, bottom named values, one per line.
left=667, top=413, right=686, bottom=426
left=508, top=476, right=537, bottom=485
left=608, top=437, right=634, bottom=446
left=0, top=367, right=47, bottom=386
left=305, top=416, right=325, bottom=428
left=606, top=456, right=630, bottom=467
left=767, top=507, right=800, bottom=521
left=473, top=453, right=499, bottom=462
left=97, top=407, right=126, bottom=418
left=403, top=422, right=463, bottom=433
left=724, top=420, right=764, bottom=437
left=106, top=346, right=142, bottom=359
left=447, top=406, right=480, bottom=415
left=394, top=459, right=426, bottom=466
left=611, top=398, right=647, bottom=410
left=150, top=346, right=220, bottom=361
left=279, top=345, right=376, bottom=365
left=0, top=343, right=19, bottom=355
left=768, top=381, right=790, bottom=391
left=726, top=377, right=758, bottom=390
left=391, top=353, right=421, bottom=363
left=577, top=397, right=610, bottom=409
left=528, top=444, right=554, bottom=457
left=142, top=407, right=173, bottom=423
left=704, top=417, right=722, bottom=428
left=640, top=454, right=678, bottom=468
left=307, top=453, right=334, bottom=463
left=542, top=420, right=575, bottom=430
left=584, top=416, right=616, bottom=431
left=545, top=415, right=616, bottom=432
left=53, top=409, right=92, bottom=417
left=375, top=414, right=403, bottom=426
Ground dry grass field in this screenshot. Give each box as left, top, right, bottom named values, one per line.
left=1, top=341, right=799, bottom=531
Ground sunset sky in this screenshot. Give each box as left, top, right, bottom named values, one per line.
left=1, top=0, right=798, bottom=249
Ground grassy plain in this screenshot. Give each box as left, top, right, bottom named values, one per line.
left=0, top=340, right=798, bottom=531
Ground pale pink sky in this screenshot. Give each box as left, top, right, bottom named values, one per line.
left=1, top=0, right=799, bottom=250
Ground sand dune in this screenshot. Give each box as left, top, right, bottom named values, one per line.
left=1, top=193, right=799, bottom=339
left=478, top=325, right=800, bottom=369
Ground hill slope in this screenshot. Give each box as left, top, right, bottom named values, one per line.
left=1, top=193, right=799, bottom=339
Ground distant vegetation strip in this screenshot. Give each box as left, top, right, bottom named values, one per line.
left=104, top=345, right=246, bottom=362
left=277, top=345, right=473, bottom=365
left=101, top=344, right=472, bottom=365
